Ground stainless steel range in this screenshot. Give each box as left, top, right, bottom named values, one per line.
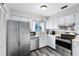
left=56, top=34, right=75, bottom=56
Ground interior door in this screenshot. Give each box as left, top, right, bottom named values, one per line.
left=19, top=22, right=30, bottom=56
left=7, top=20, right=19, bottom=56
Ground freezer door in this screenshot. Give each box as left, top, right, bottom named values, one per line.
left=19, top=22, right=30, bottom=56
left=7, top=20, right=19, bottom=56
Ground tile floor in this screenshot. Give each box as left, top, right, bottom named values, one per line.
left=30, top=47, right=61, bottom=56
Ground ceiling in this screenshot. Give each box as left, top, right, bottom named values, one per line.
left=6, top=3, right=78, bottom=16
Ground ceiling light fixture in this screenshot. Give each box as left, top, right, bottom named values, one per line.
left=40, top=5, right=47, bottom=10
left=61, top=5, right=68, bottom=9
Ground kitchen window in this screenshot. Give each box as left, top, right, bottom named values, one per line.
left=35, top=21, right=42, bottom=32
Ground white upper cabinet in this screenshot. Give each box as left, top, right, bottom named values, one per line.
left=57, top=14, right=75, bottom=31
left=46, top=17, right=58, bottom=29
left=58, top=14, right=74, bottom=26
left=74, top=13, right=79, bottom=30
left=46, top=19, right=53, bottom=29
left=46, top=14, right=75, bottom=30
left=58, top=17, right=65, bottom=25
left=52, top=19, right=58, bottom=29
left=30, top=20, right=35, bottom=31
left=65, top=14, right=75, bottom=25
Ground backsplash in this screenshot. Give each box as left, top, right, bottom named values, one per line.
left=46, top=29, right=76, bottom=37
left=36, top=31, right=46, bottom=35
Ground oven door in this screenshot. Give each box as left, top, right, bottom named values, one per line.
left=56, top=40, right=72, bottom=56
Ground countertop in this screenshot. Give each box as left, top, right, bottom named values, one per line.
left=30, top=35, right=39, bottom=39
left=31, top=35, right=39, bottom=37
left=30, top=34, right=50, bottom=40
left=72, top=36, right=79, bottom=43
left=30, top=34, right=79, bottom=43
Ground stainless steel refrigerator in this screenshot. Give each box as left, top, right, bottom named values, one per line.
left=7, top=20, right=30, bottom=56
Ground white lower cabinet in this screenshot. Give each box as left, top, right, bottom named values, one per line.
left=30, top=35, right=56, bottom=50
left=47, top=35, right=56, bottom=49
left=39, top=35, right=48, bottom=48
left=72, top=42, right=79, bottom=56
left=30, top=37, right=39, bottom=50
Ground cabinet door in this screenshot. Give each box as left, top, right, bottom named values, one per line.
left=47, top=35, right=56, bottom=49
left=65, top=14, right=74, bottom=25
left=72, top=42, right=79, bottom=56
left=52, top=19, right=58, bottom=29
left=30, top=37, right=39, bottom=50
left=58, top=17, right=65, bottom=25
left=39, top=35, right=47, bottom=48
left=74, top=13, right=79, bottom=31
left=46, top=19, right=53, bottom=29
left=46, top=18, right=58, bottom=29
left=7, top=20, right=19, bottom=56
left=19, top=22, right=30, bottom=56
